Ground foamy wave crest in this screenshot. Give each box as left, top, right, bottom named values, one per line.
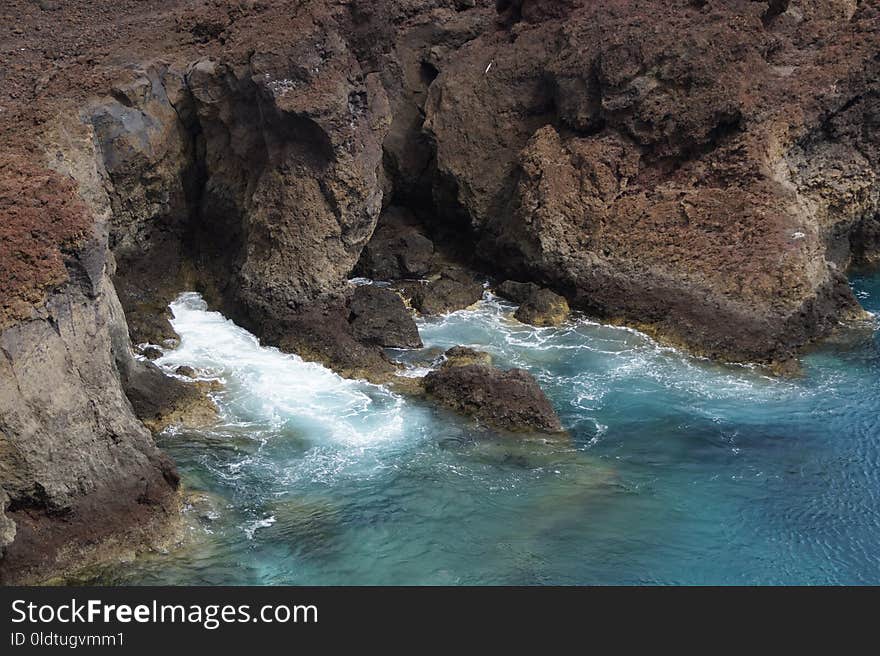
left=158, top=292, right=406, bottom=447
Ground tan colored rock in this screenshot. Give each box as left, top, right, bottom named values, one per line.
left=514, top=288, right=570, bottom=327
left=442, top=346, right=492, bottom=368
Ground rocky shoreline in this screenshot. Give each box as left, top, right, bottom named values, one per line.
left=1, top=0, right=879, bottom=582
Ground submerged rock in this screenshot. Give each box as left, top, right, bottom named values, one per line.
left=348, top=285, right=422, bottom=349
left=183, top=490, right=226, bottom=525
left=442, top=345, right=492, bottom=368
left=259, top=497, right=342, bottom=556
left=514, top=288, right=570, bottom=327
left=423, top=364, right=564, bottom=434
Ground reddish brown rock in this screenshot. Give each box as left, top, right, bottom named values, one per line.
left=348, top=284, right=422, bottom=349
left=423, top=364, right=564, bottom=434
left=1, top=0, right=879, bottom=583
left=424, top=0, right=879, bottom=364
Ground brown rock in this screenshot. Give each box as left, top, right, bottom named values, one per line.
left=141, top=345, right=163, bottom=360
left=354, top=207, right=435, bottom=280
left=174, top=365, right=197, bottom=378
left=119, top=359, right=218, bottom=433
left=275, top=301, right=398, bottom=384
left=442, top=345, right=492, bottom=368
left=1, top=0, right=879, bottom=584
left=348, top=285, right=422, bottom=349
left=514, top=288, right=570, bottom=327
left=185, top=31, right=392, bottom=333
left=424, top=1, right=880, bottom=364
left=496, top=280, right=541, bottom=304
left=423, top=364, right=563, bottom=434
left=404, top=267, right=484, bottom=315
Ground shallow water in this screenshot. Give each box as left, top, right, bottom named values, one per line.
left=94, top=272, right=880, bottom=585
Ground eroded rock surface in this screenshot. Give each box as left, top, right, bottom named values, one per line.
left=422, top=0, right=880, bottom=364
left=514, top=288, right=570, bottom=327
left=423, top=364, right=564, bottom=434
left=348, top=285, right=422, bottom=349
left=2, top=0, right=880, bottom=581
left=442, top=346, right=492, bottom=368
left=0, top=238, right=178, bottom=583
left=401, top=266, right=485, bottom=315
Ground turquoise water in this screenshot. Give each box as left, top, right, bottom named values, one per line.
left=98, top=273, right=880, bottom=585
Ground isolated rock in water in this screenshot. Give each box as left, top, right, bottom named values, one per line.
left=405, top=267, right=484, bottom=315
left=497, top=281, right=570, bottom=325
left=355, top=207, right=435, bottom=280
left=184, top=491, right=226, bottom=525
left=496, top=280, right=541, bottom=304
left=442, top=346, right=492, bottom=368
left=514, top=288, right=570, bottom=327
left=423, top=364, right=563, bottom=434
left=348, top=285, right=422, bottom=349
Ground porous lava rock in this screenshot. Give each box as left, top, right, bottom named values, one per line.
left=423, top=364, right=564, bottom=434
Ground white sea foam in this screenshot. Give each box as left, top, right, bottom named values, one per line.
left=157, top=293, right=406, bottom=448
left=244, top=515, right=276, bottom=540
left=158, top=291, right=814, bottom=465
left=415, top=294, right=807, bottom=412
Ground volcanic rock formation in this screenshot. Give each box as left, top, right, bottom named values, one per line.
left=348, top=284, right=423, bottom=348
left=424, top=363, right=564, bottom=434
left=1, top=0, right=879, bottom=580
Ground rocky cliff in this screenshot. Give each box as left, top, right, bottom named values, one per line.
left=423, top=0, right=879, bottom=364
left=0, top=130, right=180, bottom=582
left=1, top=0, right=878, bottom=580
